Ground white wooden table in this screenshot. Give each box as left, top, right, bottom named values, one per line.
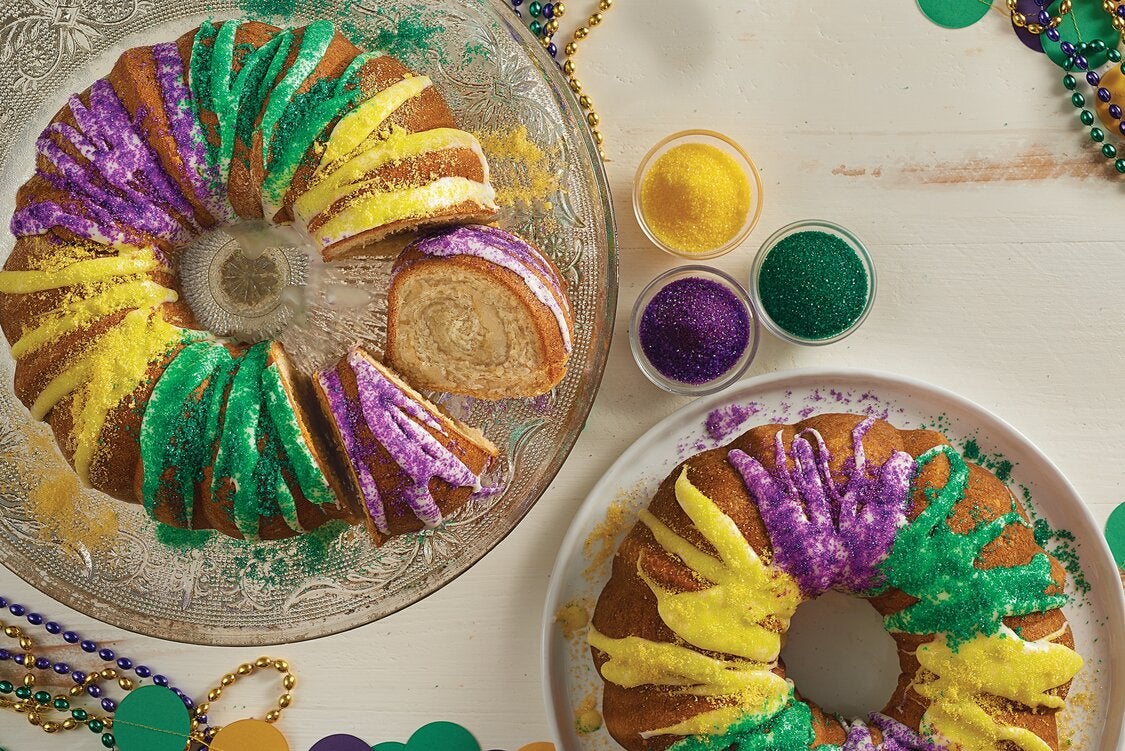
left=2, top=2, right=1124, bottom=749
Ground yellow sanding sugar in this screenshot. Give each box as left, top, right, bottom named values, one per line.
left=639, top=142, right=751, bottom=254
left=19, top=431, right=118, bottom=553
left=574, top=691, right=603, bottom=734
left=555, top=599, right=590, bottom=638
left=477, top=125, right=559, bottom=209
left=583, top=481, right=650, bottom=579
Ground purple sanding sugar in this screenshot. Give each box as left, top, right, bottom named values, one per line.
left=638, top=276, right=750, bottom=385
left=728, top=417, right=915, bottom=596
left=704, top=402, right=761, bottom=442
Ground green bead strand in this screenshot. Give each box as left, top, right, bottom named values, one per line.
left=14, top=686, right=31, bottom=700
left=88, top=718, right=104, bottom=733
left=1063, top=74, right=1077, bottom=90
left=1092, top=127, right=1105, bottom=142
left=32, top=690, right=50, bottom=705
left=530, top=19, right=542, bottom=34
left=0, top=681, right=12, bottom=694
left=1115, top=158, right=1125, bottom=173
left=529, top=1, right=542, bottom=15
left=1080, top=109, right=1095, bottom=126
left=1109, top=49, right=1122, bottom=63
left=52, top=696, right=69, bottom=711
left=71, top=707, right=88, bottom=722
left=1072, top=92, right=1086, bottom=107
left=1103, top=143, right=1117, bottom=158
left=101, top=733, right=114, bottom=749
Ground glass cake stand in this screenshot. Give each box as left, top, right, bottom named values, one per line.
left=0, top=0, right=617, bottom=645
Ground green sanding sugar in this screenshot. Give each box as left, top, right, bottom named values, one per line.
left=371, top=16, right=446, bottom=61
left=239, top=0, right=299, bottom=18
left=757, top=230, right=869, bottom=341
left=156, top=524, right=214, bottom=550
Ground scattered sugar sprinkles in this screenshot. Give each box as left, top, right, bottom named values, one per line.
left=582, top=481, right=649, bottom=580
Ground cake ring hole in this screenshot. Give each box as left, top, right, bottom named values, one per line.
left=180, top=222, right=313, bottom=343
left=779, top=590, right=901, bottom=720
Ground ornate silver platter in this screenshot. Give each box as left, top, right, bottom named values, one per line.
left=0, top=0, right=616, bottom=644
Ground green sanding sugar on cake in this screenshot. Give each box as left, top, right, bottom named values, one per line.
left=757, top=230, right=869, bottom=341
left=666, top=697, right=813, bottom=751
left=880, top=445, right=1067, bottom=645
left=156, top=524, right=214, bottom=550
left=959, top=437, right=1014, bottom=483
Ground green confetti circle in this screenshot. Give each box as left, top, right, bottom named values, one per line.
left=406, top=722, right=481, bottom=751
left=1105, top=502, right=1125, bottom=568
left=1044, top=0, right=1115, bottom=69
left=916, top=0, right=992, bottom=29
left=113, top=686, right=192, bottom=751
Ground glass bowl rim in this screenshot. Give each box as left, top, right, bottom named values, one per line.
left=631, top=129, right=765, bottom=261
left=749, top=219, right=877, bottom=346
left=629, top=264, right=761, bottom=397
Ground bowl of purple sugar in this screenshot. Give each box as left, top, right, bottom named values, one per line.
left=630, top=266, right=759, bottom=396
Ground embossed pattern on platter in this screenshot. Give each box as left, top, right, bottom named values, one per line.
left=0, top=0, right=614, bottom=644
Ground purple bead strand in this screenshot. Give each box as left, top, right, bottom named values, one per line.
left=0, top=596, right=190, bottom=712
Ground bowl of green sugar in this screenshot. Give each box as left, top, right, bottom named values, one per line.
left=750, top=220, right=876, bottom=345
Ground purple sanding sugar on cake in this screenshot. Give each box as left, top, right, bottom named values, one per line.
left=318, top=368, right=388, bottom=532
left=704, top=401, right=761, bottom=442
left=319, top=352, right=481, bottom=534
left=727, top=417, right=914, bottom=596
left=869, top=714, right=944, bottom=751
left=12, top=80, right=196, bottom=245
left=841, top=723, right=877, bottom=751
left=638, top=276, right=750, bottom=385
left=406, top=225, right=572, bottom=352
left=153, top=41, right=231, bottom=222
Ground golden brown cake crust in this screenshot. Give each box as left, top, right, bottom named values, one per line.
left=590, top=413, right=1073, bottom=751
left=0, top=19, right=502, bottom=544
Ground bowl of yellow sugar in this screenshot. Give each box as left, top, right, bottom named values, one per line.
left=633, top=130, right=763, bottom=259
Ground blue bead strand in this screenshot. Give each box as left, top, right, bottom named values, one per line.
left=0, top=596, right=189, bottom=713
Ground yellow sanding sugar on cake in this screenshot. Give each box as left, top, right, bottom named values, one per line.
left=477, top=126, right=559, bottom=208
left=640, top=142, right=751, bottom=253
left=574, top=690, right=603, bottom=734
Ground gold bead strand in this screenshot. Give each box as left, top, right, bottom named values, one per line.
left=562, top=0, right=614, bottom=160
left=1008, top=0, right=1072, bottom=35
left=1105, top=0, right=1125, bottom=35
left=191, top=656, right=297, bottom=739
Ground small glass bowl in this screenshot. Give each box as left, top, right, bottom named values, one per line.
left=632, top=130, right=764, bottom=260
left=749, top=219, right=877, bottom=346
left=629, top=265, right=760, bottom=396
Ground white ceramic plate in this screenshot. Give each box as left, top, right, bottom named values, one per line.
left=541, top=369, right=1125, bottom=751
